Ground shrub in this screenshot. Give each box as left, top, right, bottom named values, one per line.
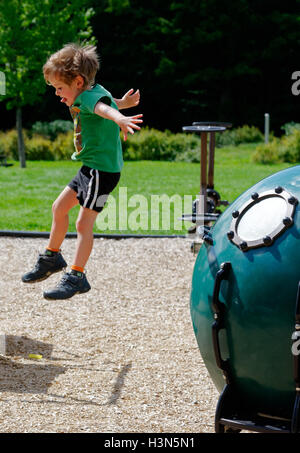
left=0, top=128, right=75, bottom=161
left=52, top=130, right=75, bottom=160
left=32, top=120, right=73, bottom=140
left=0, top=129, right=25, bottom=160
left=175, top=148, right=200, bottom=163
left=25, top=134, right=54, bottom=160
left=168, top=133, right=200, bottom=161
left=0, top=130, right=55, bottom=161
left=253, top=128, right=300, bottom=164
left=121, top=127, right=200, bottom=161
left=252, top=139, right=283, bottom=164
left=280, top=129, right=300, bottom=163
left=122, top=128, right=172, bottom=160
left=281, top=121, right=300, bottom=136
left=0, top=124, right=269, bottom=163
left=217, top=125, right=264, bottom=147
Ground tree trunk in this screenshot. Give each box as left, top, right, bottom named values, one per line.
left=16, top=107, right=26, bottom=168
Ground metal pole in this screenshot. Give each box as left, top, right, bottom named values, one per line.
left=264, top=113, right=270, bottom=144
left=200, top=132, right=208, bottom=216
left=208, top=132, right=216, bottom=188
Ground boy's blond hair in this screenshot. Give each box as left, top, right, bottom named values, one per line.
left=43, top=43, right=99, bottom=88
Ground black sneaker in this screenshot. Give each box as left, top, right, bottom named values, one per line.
left=22, top=252, right=67, bottom=283
left=43, top=272, right=91, bottom=300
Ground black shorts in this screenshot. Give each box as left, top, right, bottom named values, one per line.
left=68, top=165, right=121, bottom=213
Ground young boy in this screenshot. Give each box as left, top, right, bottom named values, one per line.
left=21, top=43, right=143, bottom=300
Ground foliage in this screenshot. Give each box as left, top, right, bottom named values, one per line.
left=0, top=129, right=23, bottom=160
left=280, top=122, right=300, bottom=136
left=252, top=128, right=300, bottom=164
left=0, top=126, right=201, bottom=162
left=252, top=139, right=282, bottom=165
left=0, top=128, right=73, bottom=161
left=121, top=127, right=200, bottom=161
left=0, top=1, right=299, bottom=136
left=0, top=0, right=96, bottom=167
left=26, top=135, right=55, bottom=160
left=217, top=125, right=264, bottom=147
left=0, top=123, right=271, bottom=163
left=0, top=0, right=96, bottom=110
left=84, top=0, right=300, bottom=135
left=32, top=120, right=74, bottom=140
left=280, top=130, right=300, bottom=163
left=52, top=131, right=75, bottom=160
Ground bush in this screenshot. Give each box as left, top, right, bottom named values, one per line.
left=253, top=128, right=300, bottom=164
left=52, top=131, right=75, bottom=160
left=32, top=120, right=73, bottom=140
left=122, top=128, right=173, bottom=160
left=0, top=123, right=269, bottom=164
left=121, top=127, right=200, bottom=161
left=0, top=128, right=75, bottom=161
left=0, top=129, right=54, bottom=161
left=280, top=129, right=300, bottom=162
left=217, top=125, right=264, bottom=147
left=0, top=129, right=55, bottom=161
left=252, top=139, right=283, bottom=164
left=26, top=134, right=54, bottom=160
left=281, top=121, right=300, bottom=136
left=0, top=129, right=26, bottom=160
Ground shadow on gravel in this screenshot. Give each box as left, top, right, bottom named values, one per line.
left=0, top=335, right=65, bottom=394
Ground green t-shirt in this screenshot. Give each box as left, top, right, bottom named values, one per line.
left=69, top=84, right=123, bottom=173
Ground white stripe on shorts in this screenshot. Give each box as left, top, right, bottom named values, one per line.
left=83, top=169, right=100, bottom=209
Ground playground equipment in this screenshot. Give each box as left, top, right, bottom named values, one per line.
left=190, top=165, right=300, bottom=432
left=182, top=122, right=232, bottom=253
left=0, top=152, right=13, bottom=167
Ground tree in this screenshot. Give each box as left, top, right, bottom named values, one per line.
left=1, top=0, right=300, bottom=135
left=89, top=0, right=300, bottom=134
left=0, top=0, right=96, bottom=167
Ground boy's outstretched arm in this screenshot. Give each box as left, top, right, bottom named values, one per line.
left=114, top=89, right=140, bottom=110
left=94, top=101, right=143, bottom=141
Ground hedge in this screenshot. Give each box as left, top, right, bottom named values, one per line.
left=0, top=123, right=264, bottom=163
left=252, top=123, right=300, bottom=164
left=0, top=127, right=202, bottom=162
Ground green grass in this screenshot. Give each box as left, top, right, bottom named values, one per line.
left=0, top=144, right=292, bottom=235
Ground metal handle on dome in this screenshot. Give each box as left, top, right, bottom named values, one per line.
left=211, top=262, right=232, bottom=382
left=292, top=282, right=300, bottom=432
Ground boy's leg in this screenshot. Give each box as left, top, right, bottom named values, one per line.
left=22, top=186, right=78, bottom=283
left=43, top=168, right=120, bottom=300
left=43, top=206, right=98, bottom=300
left=47, top=186, right=79, bottom=251
left=72, top=206, right=99, bottom=269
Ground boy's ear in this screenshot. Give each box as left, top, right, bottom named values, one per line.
left=75, top=75, right=85, bottom=88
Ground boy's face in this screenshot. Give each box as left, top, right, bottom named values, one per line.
left=48, top=74, right=84, bottom=107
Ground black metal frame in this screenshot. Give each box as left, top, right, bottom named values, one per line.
left=211, top=262, right=300, bottom=433
left=181, top=123, right=230, bottom=228
left=0, top=152, right=13, bottom=167
left=227, top=187, right=298, bottom=252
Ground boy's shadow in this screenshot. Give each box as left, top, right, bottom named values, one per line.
left=0, top=335, right=65, bottom=394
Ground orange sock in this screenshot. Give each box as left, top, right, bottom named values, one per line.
left=46, top=247, right=60, bottom=253
left=71, top=265, right=84, bottom=273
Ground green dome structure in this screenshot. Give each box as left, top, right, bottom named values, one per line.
left=190, top=165, right=300, bottom=433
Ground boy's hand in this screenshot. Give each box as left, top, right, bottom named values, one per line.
left=118, top=114, right=143, bottom=141
left=94, top=101, right=143, bottom=140
left=116, top=89, right=140, bottom=110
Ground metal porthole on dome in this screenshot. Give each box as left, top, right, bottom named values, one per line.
left=227, top=186, right=298, bottom=252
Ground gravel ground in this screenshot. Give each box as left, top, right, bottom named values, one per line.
left=0, top=236, right=219, bottom=433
